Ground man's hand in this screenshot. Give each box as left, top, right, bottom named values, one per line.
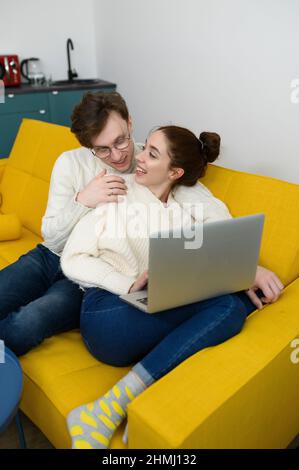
left=76, top=169, right=128, bottom=208
left=129, top=271, right=148, bottom=293
left=245, top=265, right=284, bottom=310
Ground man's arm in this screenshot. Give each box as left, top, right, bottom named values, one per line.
left=41, top=152, right=127, bottom=254
left=41, top=153, right=92, bottom=253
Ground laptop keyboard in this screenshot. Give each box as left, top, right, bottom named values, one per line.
left=137, top=297, right=148, bottom=305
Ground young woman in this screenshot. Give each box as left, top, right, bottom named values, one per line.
left=61, top=125, right=283, bottom=449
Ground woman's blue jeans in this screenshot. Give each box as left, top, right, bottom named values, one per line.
left=0, top=244, right=83, bottom=356
left=80, top=288, right=256, bottom=383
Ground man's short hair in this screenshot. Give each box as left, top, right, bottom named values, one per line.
left=71, top=91, right=129, bottom=148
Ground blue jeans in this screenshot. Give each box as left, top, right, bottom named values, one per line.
left=0, top=244, right=83, bottom=356
left=80, top=288, right=256, bottom=383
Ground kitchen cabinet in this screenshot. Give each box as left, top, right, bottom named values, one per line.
left=0, top=92, right=50, bottom=157
left=0, top=110, right=50, bottom=157
left=48, top=89, right=97, bottom=126
left=0, top=81, right=116, bottom=157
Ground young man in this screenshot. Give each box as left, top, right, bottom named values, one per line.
left=0, top=92, right=283, bottom=356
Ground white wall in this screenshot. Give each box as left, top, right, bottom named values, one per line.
left=1, top=0, right=298, bottom=184
left=94, top=0, right=299, bottom=185
left=0, top=0, right=98, bottom=81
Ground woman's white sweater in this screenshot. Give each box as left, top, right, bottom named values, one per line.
left=61, top=175, right=232, bottom=295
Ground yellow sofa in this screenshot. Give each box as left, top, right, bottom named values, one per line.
left=1, top=119, right=299, bottom=449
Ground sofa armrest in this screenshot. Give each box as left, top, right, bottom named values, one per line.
left=0, top=158, right=7, bottom=183
left=128, top=278, right=299, bottom=448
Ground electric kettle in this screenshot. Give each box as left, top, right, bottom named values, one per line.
left=20, top=58, right=45, bottom=85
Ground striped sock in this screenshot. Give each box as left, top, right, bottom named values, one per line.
left=67, top=370, right=149, bottom=449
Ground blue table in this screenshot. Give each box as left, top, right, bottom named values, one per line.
left=0, top=345, right=26, bottom=448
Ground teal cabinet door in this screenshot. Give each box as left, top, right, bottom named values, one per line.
left=0, top=110, right=50, bottom=158
left=0, top=91, right=50, bottom=158
left=48, top=87, right=115, bottom=126
left=0, top=92, right=48, bottom=114
left=48, top=89, right=87, bottom=126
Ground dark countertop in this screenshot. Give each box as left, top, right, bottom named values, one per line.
left=5, top=79, right=116, bottom=95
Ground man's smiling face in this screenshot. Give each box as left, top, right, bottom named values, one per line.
left=91, top=111, right=134, bottom=172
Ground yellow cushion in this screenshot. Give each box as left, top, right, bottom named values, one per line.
left=127, top=278, right=299, bottom=448
left=0, top=213, right=21, bottom=241
left=201, top=164, right=299, bottom=286
left=0, top=119, right=79, bottom=237
left=0, top=255, right=8, bottom=270
left=0, top=225, right=41, bottom=266
left=20, top=331, right=130, bottom=449
left=0, top=158, right=7, bottom=182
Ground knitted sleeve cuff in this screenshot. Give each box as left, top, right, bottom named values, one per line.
left=103, top=271, right=136, bottom=295
left=73, top=192, right=92, bottom=212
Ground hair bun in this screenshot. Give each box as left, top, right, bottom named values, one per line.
left=199, top=132, right=221, bottom=163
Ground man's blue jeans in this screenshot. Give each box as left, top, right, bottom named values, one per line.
left=80, top=288, right=256, bottom=382
left=0, top=244, right=83, bottom=356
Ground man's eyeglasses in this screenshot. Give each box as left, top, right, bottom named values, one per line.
left=91, top=134, right=131, bottom=159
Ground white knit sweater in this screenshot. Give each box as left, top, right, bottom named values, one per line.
left=41, top=143, right=140, bottom=256
left=61, top=174, right=232, bottom=295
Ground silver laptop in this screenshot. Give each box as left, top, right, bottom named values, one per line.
left=120, top=214, right=265, bottom=314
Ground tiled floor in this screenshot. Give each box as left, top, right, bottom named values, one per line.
left=0, top=411, right=53, bottom=449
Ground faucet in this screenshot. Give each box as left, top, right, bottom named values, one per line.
left=67, top=38, right=78, bottom=81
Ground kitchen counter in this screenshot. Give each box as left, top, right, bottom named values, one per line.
left=4, top=78, right=116, bottom=95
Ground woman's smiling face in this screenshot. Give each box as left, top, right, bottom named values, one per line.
left=135, top=130, right=183, bottom=194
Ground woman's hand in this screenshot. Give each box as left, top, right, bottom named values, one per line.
left=245, top=265, right=284, bottom=310
left=129, top=271, right=148, bottom=293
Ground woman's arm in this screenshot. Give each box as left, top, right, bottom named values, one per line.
left=60, top=208, right=136, bottom=295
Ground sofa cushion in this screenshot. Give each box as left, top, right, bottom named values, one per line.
left=0, top=119, right=79, bottom=237
left=0, top=213, right=21, bottom=241
left=0, top=225, right=41, bottom=266
left=0, top=159, right=7, bottom=181
left=20, top=330, right=130, bottom=449
left=201, top=164, right=299, bottom=286
left=126, top=278, right=299, bottom=448
left=0, top=255, right=8, bottom=270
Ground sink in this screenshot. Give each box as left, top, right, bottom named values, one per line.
left=51, top=79, right=102, bottom=86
